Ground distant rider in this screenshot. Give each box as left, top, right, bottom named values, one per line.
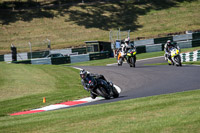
left=80, top=69, right=110, bottom=99
left=117, top=37, right=132, bottom=57
left=164, top=40, right=178, bottom=60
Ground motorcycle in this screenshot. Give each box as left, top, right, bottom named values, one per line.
left=126, top=48, right=136, bottom=67
left=87, top=76, right=119, bottom=99
left=117, top=50, right=125, bottom=66
left=168, top=47, right=182, bottom=66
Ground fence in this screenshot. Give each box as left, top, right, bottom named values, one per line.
left=11, top=51, right=110, bottom=65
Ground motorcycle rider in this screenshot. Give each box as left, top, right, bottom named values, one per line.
left=164, top=40, right=178, bottom=61
left=80, top=69, right=111, bottom=99
left=116, top=37, right=132, bottom=58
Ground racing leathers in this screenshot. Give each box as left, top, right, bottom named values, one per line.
left=164, top=41, right=178, bottom=60
left=81, top=73, right=108, bottom=99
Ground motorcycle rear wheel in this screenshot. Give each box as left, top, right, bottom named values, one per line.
left=96, top=87, right=110, bottom=99
left=175, top=56, right=182, bottom=66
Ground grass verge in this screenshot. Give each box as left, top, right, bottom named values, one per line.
left=0, top=62, right=88, bottom=116
left=0, top=89, right=200, bottom=132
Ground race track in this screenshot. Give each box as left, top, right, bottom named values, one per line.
left=76, top=57, right=200, bottom=106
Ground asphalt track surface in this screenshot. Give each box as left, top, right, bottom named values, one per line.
left=74, top=57, right=200, bottom=107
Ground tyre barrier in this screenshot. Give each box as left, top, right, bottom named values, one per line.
left=181, top=50, right=200, bottom=62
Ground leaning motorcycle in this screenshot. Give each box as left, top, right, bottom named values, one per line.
left=168, top=47, right=182, bottom=66
left=126, top=48, right=136, bottom=67
left=87, top=76, right=119, bottom=99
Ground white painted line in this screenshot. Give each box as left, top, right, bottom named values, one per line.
left=106, top=56, right=163, bottom=66
left=75, top=97, right=104, bottom=102
left=136, top=56, right=163, bottom=62
left=34, top=104, right=70, bottom=111
left=73, top=67, right=83, bottom=70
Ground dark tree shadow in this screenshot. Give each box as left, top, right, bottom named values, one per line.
left=66, top=0, right=197, bottom=31
left=0, top=0, right=198, bottom=31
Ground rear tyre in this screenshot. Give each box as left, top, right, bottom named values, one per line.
left=96, top=87, right=110, bottom=99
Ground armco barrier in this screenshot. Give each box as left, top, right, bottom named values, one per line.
left=89, top=51, right=110, bottom=60
left=177, top=40, right=192, bottom=49
left=173, top=34, right=193, bottom=42
left=72, top=47, right=87, bottom=54
left=134, top=38, right=154, bottom=46
left=136, top=45, right=146, bottom=54
left=31, top=58, right=52, bottom=65
left=17, top=52, right=28, bottom=61
left=192, top=32, right=200, bottom=40
left=154, top=36, right=173, bottom=44
left=51, top=56, right=71, bottom=65
left=146, top=44, right=162, bottom=53
left=192, top=39, right=200, bottom=47
left=50, top=49, right=72, bottom=55
left=4, top=54, right=12, bottom=62
left=70, top=54, right=89, bottom=63
left=28, top=51, right=49, bottom=59
left=0, top=55, right=4, bottom=61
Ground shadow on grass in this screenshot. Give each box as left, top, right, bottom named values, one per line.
left=0, top=0, right=198, bottom=31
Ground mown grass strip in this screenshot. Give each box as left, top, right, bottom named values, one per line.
left=0, top=89, right=200, bottom=132
left=0, top=62, right=89, bottom=116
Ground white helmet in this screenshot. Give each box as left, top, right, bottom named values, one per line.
left=125, top=38, right=130, bottom=44
left=167, top=40, right=171, bottom=43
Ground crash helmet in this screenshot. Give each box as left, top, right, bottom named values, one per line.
left=80, top=69, right=87, bottom=79
left=167, top=40, right=171, bottom=45
left=125, top=38, right=130, bottom=44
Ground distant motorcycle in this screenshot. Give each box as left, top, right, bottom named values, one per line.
left=126, top=48, right=136, bottom=67
left=117, top=50, right=125, bottom=66
left=168, top=47, right=182, bottom=66
left=87, top=76, right=119, bottom=99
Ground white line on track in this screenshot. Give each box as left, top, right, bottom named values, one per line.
left=106, top=56, right=163, bottom=66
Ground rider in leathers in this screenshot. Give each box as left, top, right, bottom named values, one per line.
left=80, top=69, right=110, bottom=99
left=164, top=40, right=179, bottom=61
left=117, top=37, right=132, bottom=57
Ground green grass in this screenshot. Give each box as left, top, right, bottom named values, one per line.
left=183, top=61, right=200, bottom=65
left=1, top=0, right=200, bottom=54
left=0, top=47, right=200, bottom=132
left=0, top=88, right=200, bottom=132
left=0, top=62, right=89, bottom=116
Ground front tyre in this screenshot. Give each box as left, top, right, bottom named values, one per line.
left=178, top=55, right=182, bottom=66
left=112, top=87, right=119, bottom=98
left=118, top=58, right=123, bottom=66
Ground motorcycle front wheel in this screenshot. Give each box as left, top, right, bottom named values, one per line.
left=118, top=57, right=123, bottom=66
left=112, top=87, right=119, bottom=98
left=132, top=56, right=136, bottom=67
left=175, top=56, right=182, bottom=66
